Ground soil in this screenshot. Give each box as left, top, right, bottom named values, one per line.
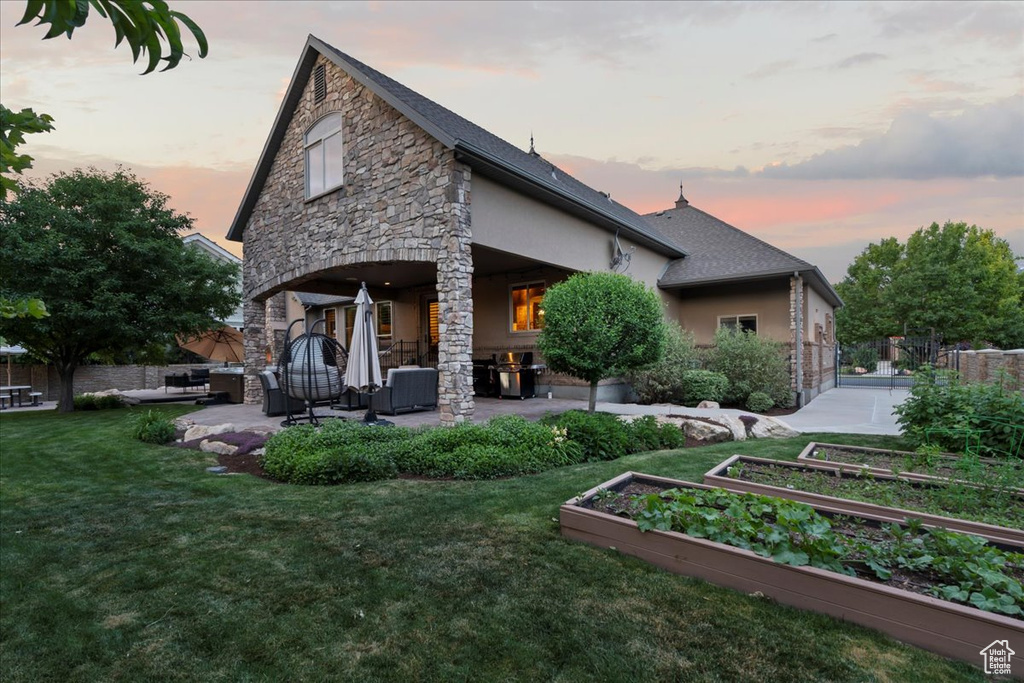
left=728, top=460, right=1024, bottom=529
left=578, top=479, right=1024, bottom=612
left=808, top=445, right=1021, bottom=481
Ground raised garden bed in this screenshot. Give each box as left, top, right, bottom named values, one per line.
left=797, top=441, right=1024, bottom=493
left=560, top=471, right=1024, bottom=667
left=704, top=455, right=1024, bottom=546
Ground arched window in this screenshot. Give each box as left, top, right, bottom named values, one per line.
left=305, top=113, right=343, bottom=198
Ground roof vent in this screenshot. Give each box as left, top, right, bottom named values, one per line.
left=313, top=64, right=327, bottom=103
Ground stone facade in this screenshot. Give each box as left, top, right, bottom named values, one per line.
left=239, top=54, right=475, bottom=422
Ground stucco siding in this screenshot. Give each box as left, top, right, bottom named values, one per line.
left=673, top=282, right=791, bottom=344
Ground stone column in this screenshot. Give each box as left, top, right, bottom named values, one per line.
left=266, top=292, right=290, bottom=364
left=435, top=164, right=474, bottom=425
left=242, top=297, right=267, bottom=404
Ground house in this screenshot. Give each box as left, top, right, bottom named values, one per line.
left=227, top=35, right=841, bottom=424
left=183, top=233, right=244, bottom=330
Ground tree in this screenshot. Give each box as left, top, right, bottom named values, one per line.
left=835, top=222, right=1024, bottom=347
left=1, top=0, right=208, bottom=199
left=0, top=168, right=239, bottom=412
left=537, top=272, right=665, bottom=412
left=834, top=237, right=903, bottom=342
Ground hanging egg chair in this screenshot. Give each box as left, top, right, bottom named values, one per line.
left=279, top=318, right=347, bottom=426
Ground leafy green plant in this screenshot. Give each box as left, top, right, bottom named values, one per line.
left=538, top=272, right=666, bottom=412
left=127, top=409, right=175, bottom=444
left=627, top=322, right=700, bottom=404
left=540, top=410, right=632, bottom=462
left=704, top=327, right=791, bottom=407
left=624, top=415, right=685, bottom=451
left=745, top=391, right=774, bottom=413
left=71, top=393, right=124, bottom=411
left=679, top=369, right=729, bottom=405
left=894, top=367, right=1024, bottom=457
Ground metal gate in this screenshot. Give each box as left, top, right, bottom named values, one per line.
left=836, top=335, right=958, bottom=389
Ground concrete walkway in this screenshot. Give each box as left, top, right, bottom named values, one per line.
left=779, top=387, right=909, bottom=435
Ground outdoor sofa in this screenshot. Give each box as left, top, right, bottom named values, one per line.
left=258, top=371, right=306, bottom=417
left=370, top=367, right=438, bottom=415
left=164, top=368, right=210, bottom=392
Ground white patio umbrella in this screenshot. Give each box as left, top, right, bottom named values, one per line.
left=0, top=345, right=27, bottom=387
left=344, top=282, right=387, bottom=424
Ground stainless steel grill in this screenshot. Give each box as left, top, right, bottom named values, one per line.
left=493, top=351, right=545, bottom=399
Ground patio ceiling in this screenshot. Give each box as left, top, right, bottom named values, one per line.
left=287, top=246, right=552, bottom=295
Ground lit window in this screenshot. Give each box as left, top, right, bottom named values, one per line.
left=305, top=113, right=343, bottom=198
left=343, top=305, right=357, bottom=349
left=719, top=315, right=757, bottom=334
left=511, top=282, right=545, bottom=332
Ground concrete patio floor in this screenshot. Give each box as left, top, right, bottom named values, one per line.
left=93, top=386, right=906, bottom=435
left=1, top=387, right=909, bottom=436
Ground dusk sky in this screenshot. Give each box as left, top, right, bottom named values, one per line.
left=1, top=1, right=1021, bottom=282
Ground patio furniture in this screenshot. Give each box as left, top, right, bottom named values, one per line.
left=370, top=368, right=438, bottom=415
left=189, top=368, right=210, bottom=388
left=259, top=371, right=305, bottom=417
left=0, top=385, right=31, bottom=406
left=279, top=319, right=348, bottom=425
left=0, top=394, right=9, bottom=410
left=28, top=392, right=42, bottom=406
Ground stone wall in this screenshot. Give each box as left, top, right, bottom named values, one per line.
left=238, top=53, right=475, bottom=422
left=4, top=364, right=217, bottom=401
left=958, top=349, right=1024, bottom=391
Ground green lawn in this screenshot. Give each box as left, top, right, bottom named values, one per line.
left=0, top=407, right=987, bottom=682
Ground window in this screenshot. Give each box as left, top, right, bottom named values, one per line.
left=719, top=315, right=757, bottom=334
left=305, top=113, right=343, bottom=198
left=511, top=282, right=545, bottom=332
left=426, top=299, right=439, bottom=346
left=324, top=308, right=337, bottom=339
left=376, top=301, right=393, bottom=340
left=342, top=305, right=357, bottom=349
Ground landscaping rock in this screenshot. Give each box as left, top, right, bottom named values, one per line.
left=749, top=416, right=800, bottom=439
left=206, top=465, right=229, bottom=474
left=680, top=419, right=733, bottom=444
left=696, top=400, right=720, bottom=409
left=199, top=439, right=238, bottom=456
left=184, top=423, right=236, bottom=442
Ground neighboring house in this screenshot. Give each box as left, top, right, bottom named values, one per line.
left=227, top=36, right=841, bottom=423
left=183, top=233, right=244, bottom=330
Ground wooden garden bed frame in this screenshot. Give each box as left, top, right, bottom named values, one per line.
left=560, top=471, right=1024, bottom=667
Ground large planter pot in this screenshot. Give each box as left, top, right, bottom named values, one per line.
left=703, top=455, right=1024, bottom=547
left=560, top=471, right=1024, bottom=668
left=797, top=442, right=1023, bottom=493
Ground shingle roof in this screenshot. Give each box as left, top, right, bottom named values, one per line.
left=228, top=36, right=685, bottom=257
left=293, top=292, right=354, bottom=308
left=646, top=204, right=842, bottom=307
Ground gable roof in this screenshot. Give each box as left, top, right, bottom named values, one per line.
left=183, top=233, right=241, bottom=264
left=227, top=36, right=685, bottom=258
left=646, top=204, right=842, bottom=307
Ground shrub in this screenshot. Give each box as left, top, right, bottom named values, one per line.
left=745, top=391, right=774, bottom=413
left=846, top=346, right=879, bottom=373
left=627, top=323, right=700, bottom=404
left=678, top=369, right=728, bottom=405
left=261, top=420, right=405, bottom=485
left=128, top=409, right=176, bottom=444
left=705, top=328, right=792, bottom=407
left=895, top=369, right=1024, bottom=457
left=72, top=393, right=125, bottom=410
left=625, top=415, right=685, bottom=451
left=541, top=410, right=633, bottom=462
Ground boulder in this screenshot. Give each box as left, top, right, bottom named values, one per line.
left=749, top=416, right=800, bottom=439
left=86, top=389, right=140, bottom=405
left=200, top=439, right=238, bottom=456
left=680, top=419, right=732, bottom=444
left=696, top=400, right=720, bottom=409
left=184, top=423, right=236, bottom=442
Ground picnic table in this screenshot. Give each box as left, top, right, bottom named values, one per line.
left=0, top=385, right=39, bottom=409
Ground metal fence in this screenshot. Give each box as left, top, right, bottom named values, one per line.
left=836, top=335, right=959, bottom=389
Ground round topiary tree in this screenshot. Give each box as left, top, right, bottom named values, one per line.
left=538, top=272, right=666, bottom=412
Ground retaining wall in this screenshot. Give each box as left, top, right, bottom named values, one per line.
left=3, top=364, right=219, bottom=402
left=957, top=349, right=1024, bottom=391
